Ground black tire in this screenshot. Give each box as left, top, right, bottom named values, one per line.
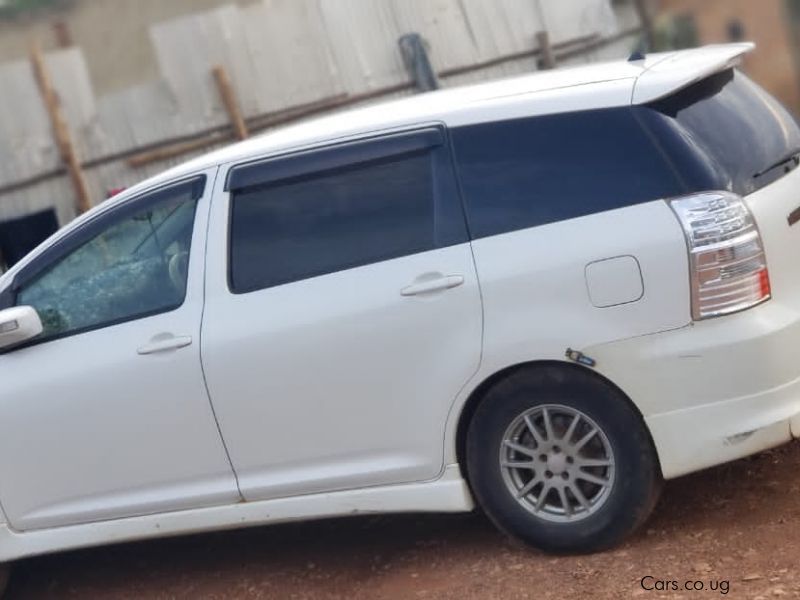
left=0, top=563, right=10, bottom=598
left=465, top=365, right=662, bottom=554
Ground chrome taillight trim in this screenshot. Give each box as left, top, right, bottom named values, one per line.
left=669, top=191, right=771, bottom=320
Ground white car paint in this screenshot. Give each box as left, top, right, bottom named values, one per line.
left=439, top=200, right=691, bottom=467
left=587, top=165, right=800, bottom=478
left=0, top=168, right=241, bottom=531
left=0, top=306, right=43, bottom=350
left=584, top=256, right=644, bottom=309
left=201, top=165, right=483, bottom=500
left=0, top=466, right=471, bottom=563
left=630, top=42, right=755, bottom=103
left=0, top=43, right=795, bottom=562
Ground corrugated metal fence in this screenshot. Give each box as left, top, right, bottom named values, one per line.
left=0, top=0, right=639, bottom=228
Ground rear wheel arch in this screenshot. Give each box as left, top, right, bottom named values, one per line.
left=454, top=360, right=662, bottom=483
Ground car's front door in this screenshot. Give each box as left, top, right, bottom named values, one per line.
left=201, top=127, right=483, bottom=501
left=0, top=172, right=239, bottom=531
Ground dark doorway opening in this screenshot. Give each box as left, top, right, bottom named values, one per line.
left=0, top=209, right=59, bottom=271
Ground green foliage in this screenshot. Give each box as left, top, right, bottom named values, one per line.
left=0, top=0, right=62, bottom=18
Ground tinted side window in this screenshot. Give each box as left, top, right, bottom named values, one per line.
left=450, top=108, right=685, bottom=239
left=16, top=180, right=201, bottom=342
left=230, top=146, right=463, bottom=294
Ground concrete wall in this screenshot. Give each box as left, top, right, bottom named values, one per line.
left=0, top=0, right=258, bottom=94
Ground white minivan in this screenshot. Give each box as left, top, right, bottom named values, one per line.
left=0, top=43, right=798, bottom=565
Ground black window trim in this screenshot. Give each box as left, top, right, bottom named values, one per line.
left=225, top=127, right=444, bottom=193
left=0, top=174, right=207, bottom=352
left=225, top=125, right=468, bottom=295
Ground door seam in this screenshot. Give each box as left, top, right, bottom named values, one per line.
left=197, top=165, right=244, bottom=500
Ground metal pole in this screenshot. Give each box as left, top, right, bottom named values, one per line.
left=536, top=31, right=557, bottom=69
left=634, top=0, right=656, bottom=51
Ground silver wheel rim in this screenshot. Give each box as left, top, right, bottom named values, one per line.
left=499, top=404, right=615, bottom=523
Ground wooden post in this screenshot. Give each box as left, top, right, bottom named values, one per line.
left=30, top=42, right=92, bottom=215
left=536, top=31, right=557, bottom=69
left=128, top=136, right=229, bottom=168
left=212, top=65, right=249, bottom=141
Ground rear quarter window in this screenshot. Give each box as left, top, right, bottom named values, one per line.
left=450, top=108, right=686, bottom=240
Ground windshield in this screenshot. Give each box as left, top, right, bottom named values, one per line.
left=643, top=69, right=800, bottom=196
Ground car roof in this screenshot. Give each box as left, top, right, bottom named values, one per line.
left=137, top=43, right=753, bottom=192
left=151, top=60, right=641, bottom=185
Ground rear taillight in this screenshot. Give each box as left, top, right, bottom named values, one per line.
left=669, top=191, right=771, bottom=320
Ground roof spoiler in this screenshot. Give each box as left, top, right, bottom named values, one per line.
left=631, top=42, right=755, bottom=105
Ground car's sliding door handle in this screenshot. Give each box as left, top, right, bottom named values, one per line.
left=137, top=335, right=193, bottom=356
left=401, top=275, right=465, bottom=297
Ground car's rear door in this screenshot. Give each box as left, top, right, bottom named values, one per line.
left=201, top=127, right=483, bottom=501
left=0, top=170, right=239, bottom=530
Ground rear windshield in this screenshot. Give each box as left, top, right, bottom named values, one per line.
left=644, top=69, right=800, bottom=196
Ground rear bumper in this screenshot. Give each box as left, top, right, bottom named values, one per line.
left=586, top=300, right=800, bottom=479
left=643, top=375, right=798, bottom=478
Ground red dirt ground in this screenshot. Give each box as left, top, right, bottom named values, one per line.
left=7, top=441, right=800, bottom=599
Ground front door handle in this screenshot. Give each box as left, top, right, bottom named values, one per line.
left=401, top=275, right=465, bottom=297
left=137, top=335, right=193, bottom=356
